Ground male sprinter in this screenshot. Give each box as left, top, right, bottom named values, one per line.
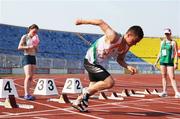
left=72, top=19, right=144, bottom=112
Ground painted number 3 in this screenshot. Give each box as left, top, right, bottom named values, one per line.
left=67, top=80, right=81, bottom=89
left=38, top=80, right=54, bottom=91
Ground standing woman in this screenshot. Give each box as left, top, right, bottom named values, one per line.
left=18, top=24, right=40, bottom=100
left=154, top=28, right=180, bottom=98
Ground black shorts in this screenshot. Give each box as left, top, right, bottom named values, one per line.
left=22, top=55, right=36, bottom=66
left=84, top=59, right=110, bottom=82
left=160, top=62, right=174, bottom=66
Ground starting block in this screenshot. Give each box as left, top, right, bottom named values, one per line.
left=48, top=94, right=71, bottom=103
left=135, top=89, right=159, bottom=95
left=90, top=89, right=109, bottom=99
left=90, top=89, right=124, bottom=100
left=151, top=89, right=159, bottom=95
left=0, top=79, right=19, bottom=98
left=135, top=89, right=151, bottom=95
left=117, top=89, right=145, bottom=97
left=0, top=95, right=34, bottom=109
left=4, top=95, right=18, bottom=108
left=117, top=89, right=130, bottom=97
left=48, top=78, right=83, bottom=104
left=129, top=90, right=145, bottom=97
left=108, top=92, right=124, bottom=100
left=98, top=92, right=108, bottom=100
left=99, top=92, right=124, bottom=100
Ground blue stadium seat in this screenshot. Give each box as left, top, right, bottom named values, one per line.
left=0, top=24, right=145, bottom=63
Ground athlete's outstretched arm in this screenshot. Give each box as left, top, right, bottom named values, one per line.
left=75, top=19, right=119, bottom=43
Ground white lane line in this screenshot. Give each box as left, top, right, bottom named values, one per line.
left=1, top=108, right=63, bottom=116
left=166, top=117, right=180, bottom=119
left=0, top=113, right=70, bottom=119
left=165, top=106, right=180, bottom=110
left=1, top=99, right=121, bottom=117
left=1, top=112, right=14, bottom=115
left=64, top=102, right=127, bottom=110
left=132, top=103, right=149, bottom=107
left=0, top=99, right=104, bottom=119
left=33, top=117, right=48, bottom=119
left=1, top=79, right=104, bottom=119
left=91, top=99, right=180, bottom=117
left=108, top=96, right=180, bottom=107
left=89, top=106, right=126, bottom=110
left=91, top=110, right=110, bottom=112
left=127, top=112, right=146, bottom=116
left=11, top=76, right=180, bottom=118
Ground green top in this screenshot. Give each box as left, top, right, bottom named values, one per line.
left=160, top=40, right=174, bottom=64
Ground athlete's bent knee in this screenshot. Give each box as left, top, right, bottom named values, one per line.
left=106, top=80, right=114, bottom=89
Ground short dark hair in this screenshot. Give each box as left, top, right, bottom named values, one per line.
left=127, top=25, right=144, bottom=40
left=28, top=24, right=39, bottom=33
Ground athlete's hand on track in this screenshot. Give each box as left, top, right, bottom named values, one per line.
left=127, top=65, right=137, bottom=75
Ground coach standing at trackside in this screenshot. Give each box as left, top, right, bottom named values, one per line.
left=154, top=28, right=180, bottom=98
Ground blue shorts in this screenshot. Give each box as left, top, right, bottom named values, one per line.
left=22, top=55, right=36, bottom=66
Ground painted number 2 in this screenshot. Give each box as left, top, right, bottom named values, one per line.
left=67, top=80, right=81, bottom=89
left=38, top=80, right=54, bottom=91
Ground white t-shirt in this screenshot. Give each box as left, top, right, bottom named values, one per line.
left=85, top=35, right=129, bottom=66
left=21, top=34, right=38, bottom=56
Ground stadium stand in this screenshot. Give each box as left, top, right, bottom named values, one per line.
left=0, top=24, right=154, bottom=74
left=0, top=24, right=145, bottom=62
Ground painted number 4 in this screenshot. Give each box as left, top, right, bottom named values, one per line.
left=4, top=81, right=12, bottom=93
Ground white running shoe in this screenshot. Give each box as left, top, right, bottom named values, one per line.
left=81, top=87, right=90, bottom=107
left=175, top=93, right=180, bottom=98
left=158, top=92, right=168, bottom=97
left=72, top=100, right=88, bottom=112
